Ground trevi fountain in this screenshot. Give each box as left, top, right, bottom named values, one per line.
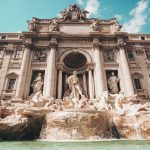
left=0, top=3, right=150, bottom=150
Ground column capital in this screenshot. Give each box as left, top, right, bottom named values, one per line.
left=93, top=38, right=102, bottom=49
left=115, top=38, right=126, bottom=50
left=49, top=38, right=58, bottom=49
left=23, top=40, right=32, bottom=49
left=87, top=63, right=94, bottom=71
left=56, top=63, right=64, bottom=71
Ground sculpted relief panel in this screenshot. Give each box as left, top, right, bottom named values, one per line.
left=33, top=49, right=47, bottom=62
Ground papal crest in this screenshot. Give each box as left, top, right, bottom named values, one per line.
left=70, top=10, right=79, bottom=21
left=60, top=4, right=89, bottom=22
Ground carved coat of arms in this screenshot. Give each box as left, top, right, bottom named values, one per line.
left=60, top=4, right=89, bottom=22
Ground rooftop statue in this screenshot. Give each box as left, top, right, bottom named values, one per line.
left=59, top=4, right=89, bottom=22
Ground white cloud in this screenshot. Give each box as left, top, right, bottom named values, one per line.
left=77, top=0, right=100, bottom=17
left=77, top=0, right=84, bottom=5
left=122, top=0, right=149, bottom=33
left=114, top=14, right=123, bottom=21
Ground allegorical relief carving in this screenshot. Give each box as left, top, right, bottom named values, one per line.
left=103, top=49, right=115, bottom=62
left=33, top=50, right=47, bottom=62
left=59, top=4, right=89, bottom=22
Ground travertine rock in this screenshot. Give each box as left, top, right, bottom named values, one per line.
left=40, top=110, right=119, bottom=140
left=0, top=105, right=50, bottom=140
left=113, top=114, right=150, bottom=139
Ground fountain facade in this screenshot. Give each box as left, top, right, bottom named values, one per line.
left=0, top=4, right=150, bottom=141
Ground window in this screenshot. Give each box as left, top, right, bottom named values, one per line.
left=1, top=36, right=6, bottom=39
left=0, top=50, right=3, bottom=58
left=5, top=72, right=18, bottom=93
left=127, top=50, right=134, bottom=60
left=141, top=36, right=145, bottom=40
left=7, top=78, right=16, bottom=92
left=145, top=50, right=150, bottom=60
left=134, top=78, right=142, bottom=90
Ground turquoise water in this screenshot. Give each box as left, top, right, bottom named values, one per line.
left=0, top=140, right=150, bottom=150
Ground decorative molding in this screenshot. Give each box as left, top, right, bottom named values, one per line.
left=4, top=48, right=14, bottom=55
left=131, top=72, right=144, bottom=78
left=57, top=48, right=92, bottom=63
left=134, top=46, right=145, bottom=55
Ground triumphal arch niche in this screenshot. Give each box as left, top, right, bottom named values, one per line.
left=1, top=3, right=150, bottom=103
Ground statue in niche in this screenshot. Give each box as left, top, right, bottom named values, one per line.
left=66, top=71, right=84, bottom=108
left=90, top=20, right=99, bottom=31
left=49, top=19, right=59, bottom=32
left=108, top=72, right=119, bottom=94
left=31, top=73, right=43, bottom=94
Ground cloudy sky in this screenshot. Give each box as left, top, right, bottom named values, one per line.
left=0, top=0, right=150, bottom=33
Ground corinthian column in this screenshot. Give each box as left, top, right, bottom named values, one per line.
left=93, top=38, right=105, bottom=98
left=88, top=69, right=94, bottom=99
left=117, top=38, right=134, bottom=96
left=15, top=39, right=32, bottom=100
left=57, top=69, right=62, bottom=99
left=83, top=73, right=87, bottom=95
left=44, top=38, right=57, bottom=98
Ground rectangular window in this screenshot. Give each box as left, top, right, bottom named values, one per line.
left=127, top=50, right=134, bottom=60
left=0, top=50, right=3, bottom=58
left=141, top=36, right=145, bottom=40
left=7, top=78, right=16, bottom=92
left=1, top=36, right=6, bottom=39
left=134, top=78, right=142, bottom=90
left=146, top=50, right=150, bottom=60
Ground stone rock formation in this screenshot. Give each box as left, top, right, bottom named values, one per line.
left=0, top=90, right=150, bottom=140
left=40, top=110, right=119, bottom=140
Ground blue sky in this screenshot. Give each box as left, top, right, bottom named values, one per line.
left=0, top=0, right=150, bottom=33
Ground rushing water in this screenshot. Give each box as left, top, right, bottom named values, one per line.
left=0, top=140, right=150, bottom=150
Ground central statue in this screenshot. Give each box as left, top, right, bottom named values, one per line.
left=66, top=71, right=84, bottom=101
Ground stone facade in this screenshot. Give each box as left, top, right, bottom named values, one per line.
left=0, top=4, right=150, bottom=104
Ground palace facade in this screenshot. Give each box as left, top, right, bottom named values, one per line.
left=0, top=4, right=150, bottom=104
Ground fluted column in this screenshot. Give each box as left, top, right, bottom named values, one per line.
left=44, top=38, right=57, bottom=98
left=88, top=69, right=94, bottom=99
left=15, top=39, right=32, bottom=100
left=93, top=38, right=105, bottom=98
left=83, top=73, right=87, bottom=95
left=117, top=38, right=134, bottom=96
left=58, top=70, right=62, bottom=99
